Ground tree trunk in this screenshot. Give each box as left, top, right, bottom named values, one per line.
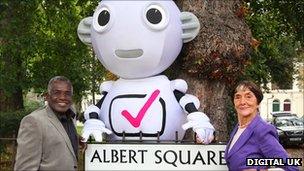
left=174, top=0, right=253, bottom=141
left=180, top=74, right=230, bottom=142
left=0, top=2, right=26, bottom=112
left=0, top=89, right=24, bottom=112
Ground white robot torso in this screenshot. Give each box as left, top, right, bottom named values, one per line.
left=101, top=75, right=186, bottom=141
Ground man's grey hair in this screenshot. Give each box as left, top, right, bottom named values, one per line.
left=47, top=76, right=73, bottom=94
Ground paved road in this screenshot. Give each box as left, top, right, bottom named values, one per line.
left=286, top=145, right=304, bottom=170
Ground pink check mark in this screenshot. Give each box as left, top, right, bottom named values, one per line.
left=121, top=89, right=160, bottom=128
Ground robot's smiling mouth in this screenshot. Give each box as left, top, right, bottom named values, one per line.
left=115, top=49, right=143, bottom=58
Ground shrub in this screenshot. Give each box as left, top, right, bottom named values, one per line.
left=1, top=109, right=29, bottom=137
left=0, top=100, right=42, bottom=154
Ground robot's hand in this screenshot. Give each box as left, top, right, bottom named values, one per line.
left=82, top=105, right=112, bottom=142
left=84, top=105, right=101, bottom=120
left=82, top=119, right=112, bottom=142
left=182, top=112, right=215, bottom=144
left=77, top=16, right=92, bottom=46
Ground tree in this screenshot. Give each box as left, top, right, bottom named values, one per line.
left=28, top=0, right=97, bottom=108
left=245, top=0, right=303, bottom=89
left=174, top=0, right=253, bottom=141
left=0, top=0, right=104, bottom=113
left=0, top=0, right=40, bottom=111
left=173, top=0, right=303, bottom=141
left=261, top=0, right=304, bottom=43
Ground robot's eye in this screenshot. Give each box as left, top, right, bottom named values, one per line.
left=93, top=6, right=111, bottom=33
left=146, top=8, right=162, bottom=24
left=144, top=4, right=168, bottom=30
left=98, top=10, right=110, bottom=26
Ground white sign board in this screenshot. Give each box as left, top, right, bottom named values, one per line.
left=85, top=143, right=227, bottom=170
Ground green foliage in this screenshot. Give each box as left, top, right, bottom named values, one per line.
left=267, top=0, right=304, bottom=42
left=246, top=0, right=304, bottom=42
left=0, top=0, right=104, bottom=112
left=76, top=125, right=83, bottom=135
left=24, top=98, right=43, bottom=110
left=28, top=0, right=98, bottom=103
left=0, top=100, right=42, bottom=154
left=0, top=0, right=40, bottom=98
left=0, top=101, right=41, bottom=137
left=244, top=0, right=302, bottom=89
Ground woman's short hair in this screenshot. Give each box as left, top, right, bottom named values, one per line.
left=234, top=80, right=263, bottom=104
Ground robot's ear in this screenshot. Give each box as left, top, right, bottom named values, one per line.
left=180, top=12, right=200, bottom=43
left=77, top=17, right=93, bottom=46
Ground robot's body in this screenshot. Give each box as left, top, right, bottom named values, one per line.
left=101, top=76, right=186, bottom=140
left=78, top=0, right=215, bottom=143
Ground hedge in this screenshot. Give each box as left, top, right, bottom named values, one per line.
left=0, top=100, right=42, bottom=153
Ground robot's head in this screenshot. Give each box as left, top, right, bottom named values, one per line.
left=91, top=0, right=183, bottom=79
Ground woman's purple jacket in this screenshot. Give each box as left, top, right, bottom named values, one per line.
left=225, top=114, right=299, bottom=171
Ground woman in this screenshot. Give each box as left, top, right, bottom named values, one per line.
left=225, top=81, right=299, bottom=171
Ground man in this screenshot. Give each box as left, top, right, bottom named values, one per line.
left=14, top=76, right=78, bottom=170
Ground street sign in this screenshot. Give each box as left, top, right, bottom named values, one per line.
left=85, top=143, right=227, bottom=170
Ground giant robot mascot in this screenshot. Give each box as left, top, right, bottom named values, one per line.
left=78, top=0, right=215, bottom=143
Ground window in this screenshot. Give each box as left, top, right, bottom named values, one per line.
left=283, top=99, right=291, bottom=111
left=272, top=99, right=280, bottom=112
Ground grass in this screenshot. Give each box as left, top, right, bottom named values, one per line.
left=77, top=125, right=83, bottom=135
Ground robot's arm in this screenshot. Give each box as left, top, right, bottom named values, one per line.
left=170, top=79, right=200, bottom=113
left=171, top=80, right=215, bottom=144
left=181, top=12, right=200, bottom=43
left=77, top=16, right=93, bottom=46
left=174, top=90, right=199, bottom=113
left=83, top=94, right=106, bottom=120
left=87, top=81, right=114, bottom=119
left=82, top=81, right=114, bottom=142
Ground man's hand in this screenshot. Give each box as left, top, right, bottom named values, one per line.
left=79, top=136, right=87, bottom=154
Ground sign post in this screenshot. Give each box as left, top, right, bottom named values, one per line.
left=85, top=143, right=227, bottom=170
